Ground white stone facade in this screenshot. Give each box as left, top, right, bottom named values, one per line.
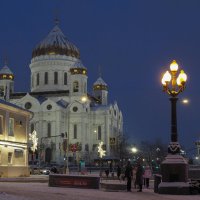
left=0, top=24, right=123, bottom=166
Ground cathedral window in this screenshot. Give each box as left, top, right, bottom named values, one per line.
left=25, top=102, right=32, bottom=110
left=64, top=72, right=67, bottom=85
left=47, top=122, right=51, bottom=137
left=97, top=125, right=101, bottom=140
left=31, top=75, right=34, bottom=88
left=30, top=123, right=34, bottom=133
left=54, top=72, right=58, bottom=84
left=37, top=73, right=40, bottom=85
left=84, top=82, right=86, bottom=93
left=47, top=104, right=52, bottom=110
left=73, top=124, right=77, bottom=139
left=73, top=81, right=79, bottom=92
left=73, top=107, right=78, bottom=112
left=8, top=118, right=14, bottom=136
left=44, top=72, right=48, bottom=84
left=8, top=152, right=13, bottom=164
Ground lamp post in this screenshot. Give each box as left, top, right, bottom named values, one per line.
left=161, top=60, right=187, bottom=154
left=159, top=60, right=190, bottom=194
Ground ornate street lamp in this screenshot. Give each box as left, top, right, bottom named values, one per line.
left=161, top=60, right=187, bottom=154
left=159, top=60, right=190, bottom=194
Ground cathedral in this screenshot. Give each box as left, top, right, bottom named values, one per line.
left=0, top=21, right=123, bottom=166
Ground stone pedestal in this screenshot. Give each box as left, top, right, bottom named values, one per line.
left=158, top=154, right=190, bottom=194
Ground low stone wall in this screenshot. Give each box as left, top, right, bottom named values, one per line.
left=49, top=174, right=100, bottom=189
left=0, top=166, right=29, bottom=177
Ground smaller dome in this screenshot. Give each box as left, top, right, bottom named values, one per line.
left=70, top=61, right=87, bottom=75
left=0, top=64, right=14, bottom=80
left=93, top=77, right=108, bottom=91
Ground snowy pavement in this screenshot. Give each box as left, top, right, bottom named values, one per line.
left=0, top=182, right=199, bottom=200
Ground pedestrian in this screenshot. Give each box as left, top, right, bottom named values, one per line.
left=132, top=166, right=137, bottom=189
left=143, top=165, right=152, bottom=188
left=117, top=165, right=121, bottom=180
left=105, top=169, right=109, bottom=178
left=125, top=161, right=133, bottom=191
left=135, top=162, right=144, bottom=192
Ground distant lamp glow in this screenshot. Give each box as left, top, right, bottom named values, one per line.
left=131, top=147, right=138, bottom=153
left=182, top=99, right=189, bottom=104
left=170, top=60, right=178, bottom=72
left=81, top=96, right=87, bottom=103
left=162, top=71, right=171, bottom=86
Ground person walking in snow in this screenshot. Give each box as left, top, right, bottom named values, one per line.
left=125, top=161, right=133, bottom=191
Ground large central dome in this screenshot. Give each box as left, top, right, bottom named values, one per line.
left=32, top=24, right=80, bottom=58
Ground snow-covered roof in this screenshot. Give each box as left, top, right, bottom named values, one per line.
left=93, top=77, right=107, bottom=86
left=71, top=60, right=86, bottom=69
left=32, top=25, right=80, bottom=59
left=90, top=104, right=109, bottom=111
left=36, top=96, right=48, bottom=104
left=0, top=65, right=13, bottom=75
left=56, top=99, right=69, bottom=108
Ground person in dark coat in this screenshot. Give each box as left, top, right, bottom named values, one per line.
left=117, top=165, right=121, bottom=180
left=105, top=169, right=109, bottom=178
left=135, top=162, right=144, bottom=192
left=125, top=161, right=133, bottom=191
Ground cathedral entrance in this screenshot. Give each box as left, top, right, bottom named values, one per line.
left=45, top=148, right=52, bottom=163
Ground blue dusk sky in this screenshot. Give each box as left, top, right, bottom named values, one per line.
left=0, top=0, right=199, bottom=154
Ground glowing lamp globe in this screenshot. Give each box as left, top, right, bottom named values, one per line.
left=170, top=60, right=179, bottom=72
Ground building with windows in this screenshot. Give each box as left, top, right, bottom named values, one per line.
left=0, top=99, right=31, bottom=177
left=0, top=21, right=123, bottom=165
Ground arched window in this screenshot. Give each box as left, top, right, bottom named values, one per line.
left=64, top=72, right=67, bottom=85
left=54, top=72, right=58, bottom=84
left=74, top=124, right=77, bottom=139
left=84, top=82, right=87, bottom=93
left=31, top=123, right=34, bottom=133
left=37, top=73, right=40, bottom=86
left=44, top=72, right=48, bottom=84
left=47, top=122, right=51, bottom=137
left=31, top=75, right=34, bottom=88
left=98, top=125, right=101, bottom=140
left=73, top=81, right=79, bottom=92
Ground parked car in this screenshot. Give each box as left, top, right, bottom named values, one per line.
left=30, top=166, right=41, bottom=175
left=40, top=167, right=50, bottom=175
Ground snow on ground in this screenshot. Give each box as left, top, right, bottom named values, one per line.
left=0, top=182, right=199, bottom=200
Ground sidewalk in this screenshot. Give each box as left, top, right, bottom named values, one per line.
left=0, top=175, right=199, bottom=200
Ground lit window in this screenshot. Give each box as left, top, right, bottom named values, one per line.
left=8, top=118, right=14, bottom=136
left=3, top=75, right=6, bottom=79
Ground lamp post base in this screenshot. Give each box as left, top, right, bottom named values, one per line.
left=158, top=154, right=190, bottom=194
